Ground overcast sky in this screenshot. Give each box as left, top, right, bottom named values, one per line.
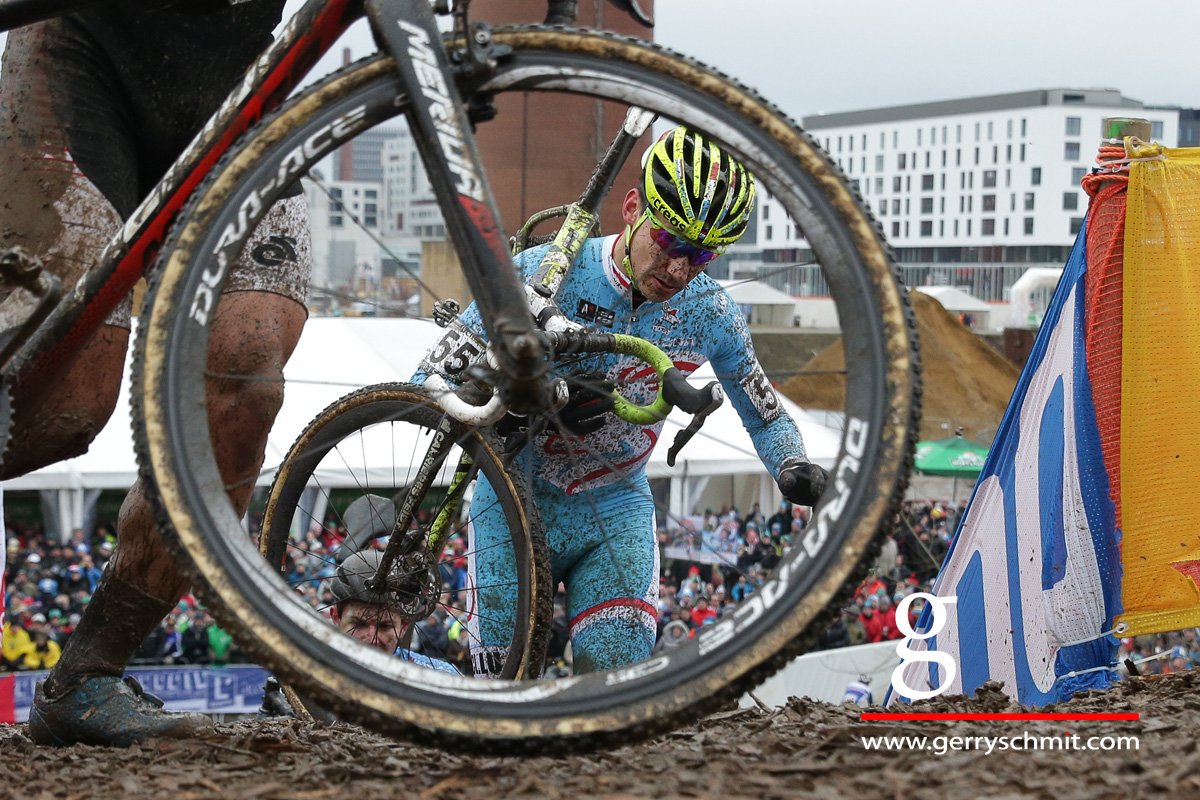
left=282, top=0, right=1200, bottom=126
left=652, top=0, right=1200, bottom=119
left=5, top=1, right=1199, bottom=123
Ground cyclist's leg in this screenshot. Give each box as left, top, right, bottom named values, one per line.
left=465, top=473, right=521, bottom=676
left=556, top=478, right=659, bottom=674
left=0, top=22, right=132, bottom=479
left=98, top=199, right=311, bottom=623
left=33, top=203, right=310, bottom=745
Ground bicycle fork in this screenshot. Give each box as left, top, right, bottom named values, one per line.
left=369, top=412, right=467, bottom=599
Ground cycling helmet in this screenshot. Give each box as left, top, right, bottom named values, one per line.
left=328, top=550, right=392, bottom=611
left=641, top=126, right=756, bottom=248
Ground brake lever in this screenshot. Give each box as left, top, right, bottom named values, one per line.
left=665, top=379, right=723, bottom=467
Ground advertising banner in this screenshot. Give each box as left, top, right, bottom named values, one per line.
left=0, top=665, right=269, bottom=723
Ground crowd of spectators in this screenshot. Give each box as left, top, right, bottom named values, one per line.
left=2, top=519, right=247, bottom=672
left=4, top=494, right=1198, bottom=680
left=1118, top=630, right=1200, bottom=678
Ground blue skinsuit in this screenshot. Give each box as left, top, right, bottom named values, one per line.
left=414, top=234, right=807, bottom=674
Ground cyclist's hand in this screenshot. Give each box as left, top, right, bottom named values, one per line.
left=553, top=373, right=615, bottom=436
left=777, top=459, right=828, bottom=507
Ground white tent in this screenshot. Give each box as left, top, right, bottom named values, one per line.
left=717, top=279, right=797, bottom=328
left=915, top=286, right=993, bottom=330
left=8, top=317, right=842, bottom=536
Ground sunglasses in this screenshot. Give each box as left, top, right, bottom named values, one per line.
left=643, top=212, right=724, bottom=267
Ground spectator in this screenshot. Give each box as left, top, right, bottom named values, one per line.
left=2, top=618, right=31, bottom=670
left=767, top=501, right=791, bottom=534
left=887, top=554, right=910, bottom=586
left=45, top=611, right=68, bottom=646
left=207, top=623, right=235, bottom=666
left=860, top=598, right=883, bottom=643
left=844, top=605, right=867, bottom=646
left=180, top=612, right=212, bottom=664
left=61, top=564, right=89, bottom=595
left=730, top=575, right=753, bottom=603
left=159, top=619, right=185, bottom=664
left=690, top=597, right=717, bottom=629
left=19, top=629, right=62, bottom=671
left=877, top=593, right=902, bottom=641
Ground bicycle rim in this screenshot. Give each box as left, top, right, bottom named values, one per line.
left=259, top=382, right=550, bottom=680
left=135, top=29, right=920, bottom=750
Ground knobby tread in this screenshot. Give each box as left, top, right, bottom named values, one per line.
left=133, top=26, right=920, bottom=755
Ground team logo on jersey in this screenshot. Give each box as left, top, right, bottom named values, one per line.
left=250, top=235, right=298, bottom=266
left=740, top=363, right=783, bottom=423
left=652, top=302, right=681, bottom=335
left=577, top=299, right=615, bottom=328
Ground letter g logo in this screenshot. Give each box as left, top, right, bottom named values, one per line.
left=890, top=593, right=958, bottom=701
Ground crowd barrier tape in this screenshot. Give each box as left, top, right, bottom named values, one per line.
left=0, top=664, right=270, bottom=723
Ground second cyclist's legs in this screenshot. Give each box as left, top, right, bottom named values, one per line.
left=467, top=473, right=660, bottom=675
left=464, top=474, right=521, bottom=675
left=556, top=480, right=659, bottom=674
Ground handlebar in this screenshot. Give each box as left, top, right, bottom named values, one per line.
left=544, top=331, right=723, bottom=426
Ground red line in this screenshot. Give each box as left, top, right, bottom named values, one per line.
left=861, top=713, right=1139, bottom=721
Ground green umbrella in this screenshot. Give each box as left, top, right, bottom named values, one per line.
left=914, top=435, right=989, bottom=478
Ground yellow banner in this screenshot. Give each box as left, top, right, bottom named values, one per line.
left=1118, top=143, right=1200, bottom=635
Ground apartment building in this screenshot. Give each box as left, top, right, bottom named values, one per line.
left=748, top=89, right=1178, bottom=302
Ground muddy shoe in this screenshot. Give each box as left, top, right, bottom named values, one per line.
left=27, top=675, right=215, bottom=747
left=257, top=677, right=297, bottom=719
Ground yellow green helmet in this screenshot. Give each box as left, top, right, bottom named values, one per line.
left=642, top=126, right=756, bottom=248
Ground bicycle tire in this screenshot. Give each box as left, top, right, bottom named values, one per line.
left=134, top=28, right=920, bottom=752
left=258, top=382, right=551, bottom=680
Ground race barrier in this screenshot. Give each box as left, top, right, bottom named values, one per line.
left=890, top=121, right=1200, bottom=705
left=739, top=640, right=897, bottom=708
left=0, top=664, right=269, bottom=723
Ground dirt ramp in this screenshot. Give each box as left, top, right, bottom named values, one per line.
left=781, top=291, right=1020, bottom=443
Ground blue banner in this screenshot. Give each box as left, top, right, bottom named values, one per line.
left=8, top=665, right=269, bottom=722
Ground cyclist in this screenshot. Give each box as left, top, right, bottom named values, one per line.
left=416, top=126, right=828, bottom=676
left=325, top=550, right=454, bottom=672
left=260, top=550, right=454, bottom=718
left=1, top=0, right=311, bottom=746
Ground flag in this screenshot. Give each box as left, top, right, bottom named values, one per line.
left=890, top=229, right=1122, bottom=704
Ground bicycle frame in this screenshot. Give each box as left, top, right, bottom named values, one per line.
left=1, top=0, right=541, bottom=412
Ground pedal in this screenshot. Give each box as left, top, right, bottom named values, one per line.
left=0, top=247, right=62, bottom=367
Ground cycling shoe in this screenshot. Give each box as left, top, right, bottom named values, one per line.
left=28, top=675, right=214, bottom=747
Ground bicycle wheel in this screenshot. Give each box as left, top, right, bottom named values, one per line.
left=135, top=27, right=920, bottom=751
left=258, top=382, right=550, bottom=680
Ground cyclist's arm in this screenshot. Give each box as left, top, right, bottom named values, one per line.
left=706, top=290, right=808, bottom=480
left=397, top=648, right=459, bottom=675
left=411, top=246, right=551, bottom=386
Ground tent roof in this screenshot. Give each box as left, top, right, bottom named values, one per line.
left=914, top=286, right=992, bottom=312
left=7, top=318, right=840, bottom=491
left=716, top=279, right=797, bottom=307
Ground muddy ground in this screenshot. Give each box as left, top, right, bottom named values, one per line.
left=0, top=670, right=1192, bottom=800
